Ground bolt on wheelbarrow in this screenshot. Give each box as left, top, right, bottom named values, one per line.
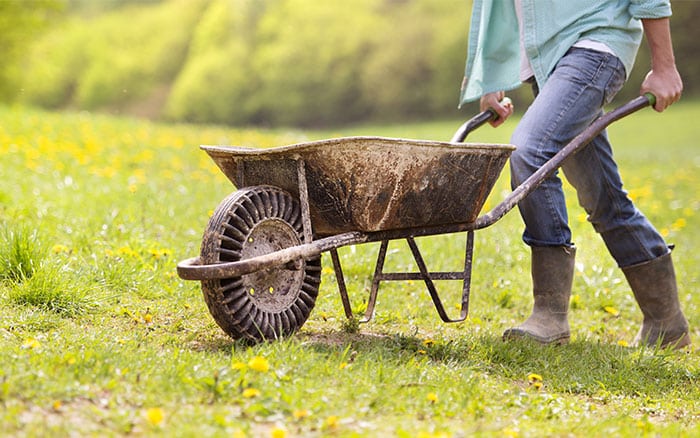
left=177, top=94, right=657, bottom=343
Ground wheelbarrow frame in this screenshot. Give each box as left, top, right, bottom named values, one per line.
left=177, top=94, right=655, bottom=330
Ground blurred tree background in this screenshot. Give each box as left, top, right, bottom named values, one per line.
left=3, top=0, right=698, bottom=127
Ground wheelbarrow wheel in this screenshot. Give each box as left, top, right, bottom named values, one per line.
left=200, top=185, right=321, bottom=342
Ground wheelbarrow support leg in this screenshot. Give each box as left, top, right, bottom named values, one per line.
left=330, top=240, right=390, bottom=323
left=331, top=232, right=475, bottom=324
left=331, top=248, right=354, bottom=319
left=406, top=233, right=473, bottom=323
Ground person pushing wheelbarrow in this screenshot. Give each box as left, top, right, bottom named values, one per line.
left=460, top=0, right=690, bottom=348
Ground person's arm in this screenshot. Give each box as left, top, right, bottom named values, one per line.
left=480, top=91, right=514, bottom=127
left=640, top=17, right=683, bottom=112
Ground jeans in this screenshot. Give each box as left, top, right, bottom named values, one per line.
left=509, top=47, right=668, bottom=268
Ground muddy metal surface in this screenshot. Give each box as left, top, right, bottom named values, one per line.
left=203, top=137, right=514, bottom=236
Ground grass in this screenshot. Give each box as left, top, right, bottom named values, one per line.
left=0, top=100, right=699, bottom=437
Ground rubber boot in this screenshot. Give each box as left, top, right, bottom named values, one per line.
left=622, top=252, right=691, bottom=349
left=503, top=246, right=576, bottom=344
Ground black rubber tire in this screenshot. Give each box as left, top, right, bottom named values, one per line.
left=200, top=185, right=321, bottom=342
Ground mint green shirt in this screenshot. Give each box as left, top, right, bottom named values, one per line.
left=459, top=0, right=672, bottom=105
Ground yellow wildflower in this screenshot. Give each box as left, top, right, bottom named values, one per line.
left=248, top=356, right=270, bottom=372
left=231, top=361, right=246, bottom=371
left=604, top=306, right=620, bottom=316
left=22, top=338, right=41, bottom=350
left=293, top=409, right=310, bottom=420
left=145, top=407, right=165, bottom=426
left=617, top=340, right=629, bottom=347
left=270, top=425, right=287, bottom=438
left=243, top=388, right=261, bottom=398
left=325, top=416, right=340, bottom=429
left=527, top=373, right=542, bottom=383
left=503, top=427, right=520, bottom=438
left=52, top=244, right=70, bottom=254
left=527, top=373, right=543, bottom=391
left=426, top=392, right=438, bottom=403
left=671, top=218, right=687, bottom=231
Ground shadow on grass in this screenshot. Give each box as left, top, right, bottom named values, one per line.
left=297, top=329, right=698, bottom=399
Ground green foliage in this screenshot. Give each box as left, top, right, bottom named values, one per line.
left=360, top=0, right=468, bottom=120
left=0, top=225, right=44, bottom=282
left=164, top=0, right=261, bottom=124
left=12, top=0, right=700, bottom=126
left=0, top=0, right=63, bottom=101
left=21, top=0, right=207, bottom=115
left=7, top=260, right=101, bottom=317
left=19, top=0, right=472, bottom=126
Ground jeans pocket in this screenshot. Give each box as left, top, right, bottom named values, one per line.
left=602, top=56, right=626, bottom=105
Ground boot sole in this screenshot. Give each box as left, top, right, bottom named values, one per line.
left=502, top=328, right=570, bottom=345
left=661, top=332, right=691, bottom=350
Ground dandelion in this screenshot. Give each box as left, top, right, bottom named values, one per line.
left=617, top=340, right=629, bottom=347
left=248, top=355, right=270, bottom=372
left=52, top=244, right=70, bottom=254
left=527, top=373, right=542, bottom=383
left=325, top=415, right=340, bottom=429
left=242, top=388, right=261, bottom=398
left=671, top=218, right=687, bottom=231
left=422, top=339, right=435, bottom=347
left=145, top=407, right=165, bottom=426
left=149, top=248, right=172, bottom=259
left=527, top=373, right=543, bottom=391
left=570, top=294, right=581, bottom=309
left=503, top=427, right=520, bottom=438
left=143, top=312, right=153, bottom=324
left=293, top=409, right=310, bottom=420
left=52, top=400, right=62, bottom=411
left=128, top=184, right=138, bottom=193
left=604, top=306, right=620, bottom=316
left=339, top=362, right=348, bottom=370
left=270, top=425, right=287, bottom=438
left=426, top=392, right=438, bottom=403
left=22, top=338, right=41, bottom=350
left=231, top=361, right=246, bottom=371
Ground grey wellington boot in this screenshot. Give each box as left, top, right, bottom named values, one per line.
left=622, top=252, right=691, bottom=349
left=503, top=246, right=576, bottom=344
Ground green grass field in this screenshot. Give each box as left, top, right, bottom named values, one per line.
left=1, top=101, right=698, bottom=437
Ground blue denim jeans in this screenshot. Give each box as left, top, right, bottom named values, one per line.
left=509, top=48, right=668, bottom=267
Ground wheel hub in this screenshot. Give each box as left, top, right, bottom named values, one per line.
left=240, top=218, right=305, bottom=312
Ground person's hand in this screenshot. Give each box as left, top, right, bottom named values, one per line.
left=480, top=91, right=514, bottom=127
left=640, top=66, right=683, bottom=112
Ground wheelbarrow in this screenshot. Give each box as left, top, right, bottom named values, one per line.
left=177, top=94, right=656, bottom=342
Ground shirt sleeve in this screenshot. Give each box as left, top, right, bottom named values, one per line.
left=628, top=0, right=672, bottom=19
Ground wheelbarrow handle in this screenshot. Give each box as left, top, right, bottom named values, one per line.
left=474, top=92, right=656, bottom=229
left=450, top=98, right=513, bottom=143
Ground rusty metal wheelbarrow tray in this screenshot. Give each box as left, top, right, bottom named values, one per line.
left=203, top=137, right=513, bottom=235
